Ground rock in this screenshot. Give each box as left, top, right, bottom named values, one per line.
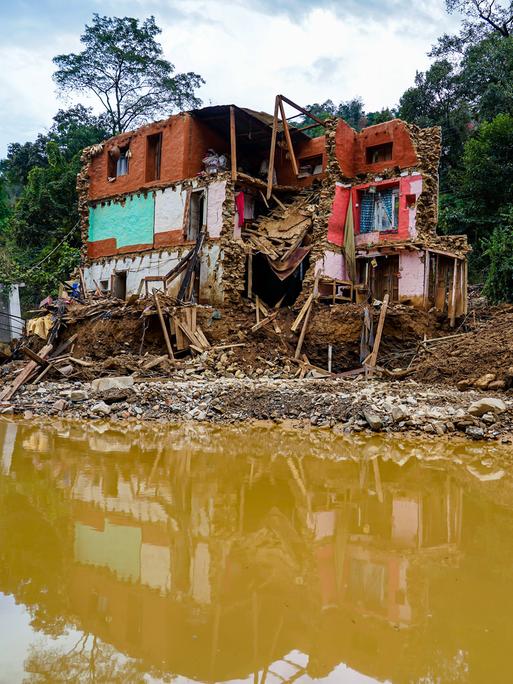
left=363, top=410, right=383, bottom=431
left=488, top=380, right=506, bottom=391
left=91, top=376, right=134, bottom=393
left=474, top=373, right=496, bottom=390
left=391, top=405, right=408, bottom=422
left=91, top=401, right=111, bottom=416
left=468, top=397, right=507, bottom=416
left=457, top=379, right=472, bottom=392
left=53, top=399, right=67, bottom=411
left=70, top=389, right=88, bottom=402
left=466, top=426, right=485, bottom=439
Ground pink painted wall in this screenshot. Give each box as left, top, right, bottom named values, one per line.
left=327, top=184, right=350, bottom=246
left=399, top=251, right=425, bottom=298
left=316, top=251, right=347, bottom=280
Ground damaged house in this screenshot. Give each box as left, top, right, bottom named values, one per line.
left=79, top=95, right=469, bottom=319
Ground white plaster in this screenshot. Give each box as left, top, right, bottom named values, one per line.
left=399, top=251, right=425, bottom=298
left=154, top=185, right=186, bottom=234
left=355, top=233, right=380, bottom=246
left=206, top=181, right=226, bottom=238
left=84, top=244, right=224, bottom=304
left=319, top=250, right=346, bottom=279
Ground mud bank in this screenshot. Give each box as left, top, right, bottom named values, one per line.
left=6, top=376, right=513, bottom=443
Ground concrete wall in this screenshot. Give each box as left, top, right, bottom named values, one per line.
left=83, top=243, right=224, bottom=304
left=0, top=285, right=23, bottom=343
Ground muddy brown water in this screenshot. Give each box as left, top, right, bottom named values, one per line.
left=1, top=418, right=512, bottom=683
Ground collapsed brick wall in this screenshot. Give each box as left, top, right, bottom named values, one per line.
left=77, top=143, right=104, bottom=264
left=218, top=181, right=247, bottom=305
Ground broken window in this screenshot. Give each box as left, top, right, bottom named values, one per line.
left=360, top=186, right=399, bottom=233
left=365, top=142, right=393, bottom=164
left=107, top=144, right=130, bottom=179
left=186, top=190, right=205, bottom=241
left=146, top=132, right=162, bottom=182
left=297, top=155, right=323, bottom=178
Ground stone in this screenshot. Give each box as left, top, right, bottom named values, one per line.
left=474, top=373, right=496, bottom=390
left=391, top=405, right=408, bottom=422
left=53, top=399, right=67, bottom=411
left=488, top=380, right=506, bottom=391
left=457, top=379, right=472, bottom=392
left=468, top=397, right=507, bottom=416
left=363, top=410, right=383, bottom=431
left=91, top=376, right=134, bottom=393
left=91, top=401, right=111, bottom=416
left=466, top=426, right=485, bottom=440
left=70, top=390, right=88, bottom=402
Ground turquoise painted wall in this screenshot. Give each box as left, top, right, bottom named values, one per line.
left=89, top=194, right=154, bottom=248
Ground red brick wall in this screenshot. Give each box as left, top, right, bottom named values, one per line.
left=88, top=114, right=228, bottom=201
left=334, top=119, right=419, bottom=177
left=277, top=135, right=327, bottom=187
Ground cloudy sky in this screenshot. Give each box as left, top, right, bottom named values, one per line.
left=0, top=0, right=459, bottom=157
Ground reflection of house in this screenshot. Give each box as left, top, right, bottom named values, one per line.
left=79, top=96, right=469, bottom=314
left=1, top=422, right=470, bottom=683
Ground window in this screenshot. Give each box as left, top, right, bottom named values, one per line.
left=146, top=132, right=162, bottom=182
left=186, top=190, right=205, bottom=241
left=360, top=186, right=399, bottom=233
left=107, top=144, right=130, bottom=179
left=297, top=155, right=323, bottom=178
left=365, top=142, right=393, bottom=164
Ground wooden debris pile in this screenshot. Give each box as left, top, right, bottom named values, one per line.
left=242, top=189, right=319, bottom=260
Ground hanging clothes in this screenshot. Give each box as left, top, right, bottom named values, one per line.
left=235, top=191, right=245, bottom=227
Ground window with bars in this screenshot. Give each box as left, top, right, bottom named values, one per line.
left=359, top=187, right=399, bottom=233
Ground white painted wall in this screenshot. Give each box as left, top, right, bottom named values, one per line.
left=154, top=185, right=187, bottom=234
left=206, top=181, right=226, bottom=238
left=399, top=251, right=425, bottom=299
left=316, top=250, right=347, bottom=280
left=84, top=244, right=223, bottom=303
left=0, top=284, right=23, bottom=342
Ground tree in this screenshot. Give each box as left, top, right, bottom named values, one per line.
left=483, top=207, right=513, bottom=302
left=431, top=0, right=513, bottom=57
left=53, top=15, right=204, bottom=135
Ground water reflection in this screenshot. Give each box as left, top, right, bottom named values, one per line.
left=0, top=418, right=512, bottom=682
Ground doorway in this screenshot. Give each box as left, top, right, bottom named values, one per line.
left=112, top=271, right=127, bottom=300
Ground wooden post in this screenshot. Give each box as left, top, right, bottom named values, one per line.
left=266, top=96, right=280, bottom=200
left=294, top=300, right=313, bottom=359
left=247, top=248, right=253, bottom=299
left=423, top=249, right=430, bottom=309
left=449, top=258, right=458, bottom=327
left=463, top=258, right=468, bottom=315
left=328, top=344, right=333, bottom=373
left=153, top=291, right=174, bottom=360
left=367, top=293, right=389, bottom=372
left=229, top=105, right=237, bottom=182
left=278, top=97, right=299, bottom=177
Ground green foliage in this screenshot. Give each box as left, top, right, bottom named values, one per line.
left=483, top=207, right=513, bottom=302
left=0, top=106, right=109, bottom=305
left=53, top=14, right=204, bottom=135
left=298, top=98, right=394, bottom=137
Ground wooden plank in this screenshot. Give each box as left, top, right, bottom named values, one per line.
left=271, top=193, right=286, bottom=211
left=21, top=347, right=49, bottom=367
left=251, top=310, right=279, bottom=332
left=78, top=267, right=88, bottom=300
left=266, top=95, right=280, bottom=200
left=0, top=343, right=53, bottom=401
left=291, top=293, right=313, bottom=332
left=230, top=105, right=237, bottom=182
left=174, top=315, right=187, bottom=351
left=153, top=292, right=175, bottom=360
left=176, top=320, right=205, bottom=349
left=278, top=97, right=299, bottom=177
left=258, top=190, right=269, bottom=209
left=367, top=294, right=389, bottom=371
left=294, top=301, right=313, bottom=359
left=195, top=325, right=210, bottom=349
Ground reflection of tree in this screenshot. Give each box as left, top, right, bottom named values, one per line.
left=23, top=633, right=174, bottom=683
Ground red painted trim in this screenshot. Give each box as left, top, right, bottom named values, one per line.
left=154, top=229, right=185, bottom=248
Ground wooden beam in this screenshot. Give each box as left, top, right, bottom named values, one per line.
left=230, top=105, right=237, bottom=182
left=449, top=258, right=458, bottom=327
left=153, top=292, right=174, bottom=360
left=294, top=301, right=313, bottom=359
left=0, top=343, right=53, bottom=401
left=291, top=293, right=313, bottom=332
left=279, top=94, right=327, bottom=127
left=278, top=97, right=299, bottom=177
left=266, top=96, right=280, bottom=200
left=247, top=248, right=253, bottom=299
left=21, top=347, right=49, bottom=367
left=367, top=293, right=389, bottom=372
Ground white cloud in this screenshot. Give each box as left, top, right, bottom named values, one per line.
left=0, top=0, right=458, bottom=157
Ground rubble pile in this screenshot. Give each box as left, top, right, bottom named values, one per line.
left=8, top=376, right=513, bottom=443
